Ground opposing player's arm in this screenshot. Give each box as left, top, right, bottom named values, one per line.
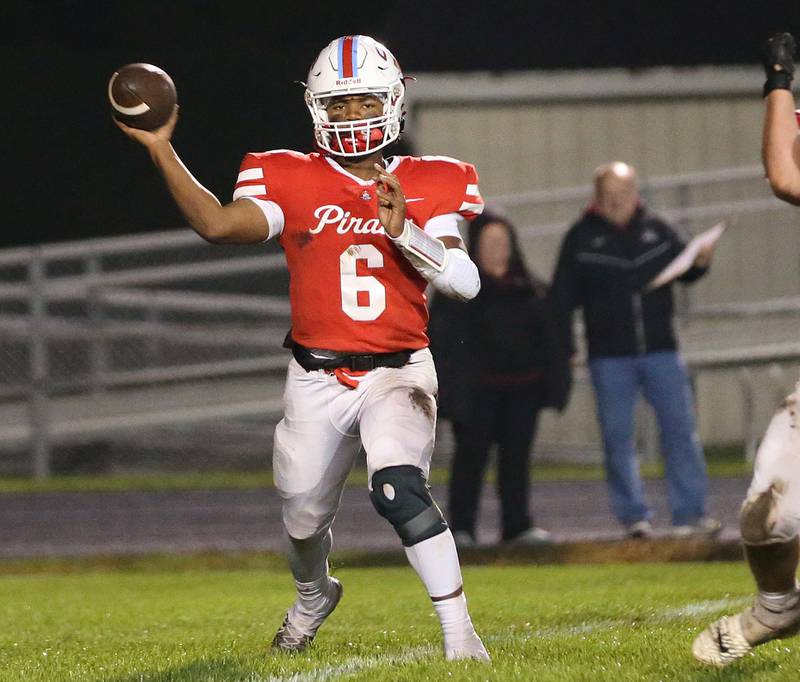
left=762, top=33, right=800, bottom=206
left=763, top=90, right=800, bottom=205
left=115, top=108, right=270, bottom=244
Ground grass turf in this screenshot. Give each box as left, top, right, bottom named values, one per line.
left=2, top=562, right=799, bottom=681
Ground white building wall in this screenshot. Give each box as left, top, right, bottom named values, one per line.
left=409, top=67, right=800, bottom=453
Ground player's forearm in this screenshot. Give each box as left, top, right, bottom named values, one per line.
left=389, top=221, right=480, bottom=301
left=148, top=141, right=231, bottom=241
left=762, top=91, right=800, bottom=205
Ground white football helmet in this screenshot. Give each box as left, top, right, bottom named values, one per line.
left=305, top=35, right=405, bottom=157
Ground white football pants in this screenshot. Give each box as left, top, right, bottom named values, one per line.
left=273, top=348, right=438, bottom=539
left=744, top=376, right=800, bottom=543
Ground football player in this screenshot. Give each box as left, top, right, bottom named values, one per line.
left=692, top=32, right=800, bottom=666
left=114, top=35, right=489, bottom=661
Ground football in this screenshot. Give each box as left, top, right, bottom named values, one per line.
left=108, top=63, right=177, bottom=131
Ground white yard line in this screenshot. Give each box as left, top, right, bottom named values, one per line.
left=260, top=596, right=748, bottom=682
left=263, top=645, right=437, bottom=682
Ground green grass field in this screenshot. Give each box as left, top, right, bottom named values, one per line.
left=2, top=561, right=799, bottom=681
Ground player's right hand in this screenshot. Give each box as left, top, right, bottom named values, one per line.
left=763, top=33, right=796, bottom=96
left=114, top=104, right=179, bottom=150
left=374, top=163, right=407, bottom=238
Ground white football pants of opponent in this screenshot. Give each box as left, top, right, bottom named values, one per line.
left=739, top=378, right=800, bottom=581
left=693, top=377, right=800, bottom=665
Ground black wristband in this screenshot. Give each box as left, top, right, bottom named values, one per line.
left=764, top=71, right=793, bottom=98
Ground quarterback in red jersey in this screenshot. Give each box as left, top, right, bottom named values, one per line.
left=234, top=150, right=482, bottom=352
left=115, top=34, right=489, bottom=661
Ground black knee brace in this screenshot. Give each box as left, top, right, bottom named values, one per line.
left=369, top=465, right=448, bottom=546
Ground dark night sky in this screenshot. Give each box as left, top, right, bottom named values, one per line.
left=5, top=0, right=800, bottom=247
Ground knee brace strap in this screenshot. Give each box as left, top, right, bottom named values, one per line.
left=369, top=465, right=447, bottom=546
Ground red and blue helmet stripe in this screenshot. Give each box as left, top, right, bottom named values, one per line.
left=337, top=35, right=359, bottom=79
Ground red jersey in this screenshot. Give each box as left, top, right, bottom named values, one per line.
left=233, top=152, right=483, bottom=353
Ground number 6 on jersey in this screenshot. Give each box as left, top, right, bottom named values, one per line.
left=339, top=244, right=386, bottom=321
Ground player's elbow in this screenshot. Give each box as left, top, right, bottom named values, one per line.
left=199, top=224, right=236, bottom=244
left=184, top=208, right=232, bottom=243
left=451, top=273, right=481, bottom=302
left=194, top=212, right=244, bottom=244
left=440, top=284, right=480, bottom=303
left=432, top=250, right=481, bottom=301
left=768, top=176, right=800, bottom=206
left=196, top=200, right=270, bottom=244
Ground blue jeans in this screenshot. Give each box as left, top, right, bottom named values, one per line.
left=588, top=351, right=708, bottom=526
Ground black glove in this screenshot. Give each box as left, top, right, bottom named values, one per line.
left=763, top=32, right=796, bottom=97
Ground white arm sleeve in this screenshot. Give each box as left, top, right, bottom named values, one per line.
left=239, top=196, right=285, bottom=241
left=389, top=219, right=481, bottom=301
left=430, top=248, right=481, bottom=301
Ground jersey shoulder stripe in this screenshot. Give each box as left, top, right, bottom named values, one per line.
left=234, top=151, right=322, bottom=203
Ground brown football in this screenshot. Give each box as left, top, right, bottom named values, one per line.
left=108, top=63, right=177, bottom=131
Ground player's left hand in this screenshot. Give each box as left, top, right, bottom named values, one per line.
left=374, top=163, right=406, bottom=237
left=765, top=33, right=796, bottom=77
left=763, top=33, right=796, bottom=96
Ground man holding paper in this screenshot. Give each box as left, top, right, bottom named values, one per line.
left=551, top=161, right=722, bottom=539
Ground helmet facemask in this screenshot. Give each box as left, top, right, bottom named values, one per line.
left=305, top=85, right=404, bottom=157
left=304, top=36, right=406, bottom=158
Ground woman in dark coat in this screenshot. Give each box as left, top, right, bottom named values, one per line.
left=428, top=211, right=571, bottom=547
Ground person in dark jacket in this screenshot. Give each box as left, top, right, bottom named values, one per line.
left=551, top=161, right=721, bottom=539
left=429, top=211, right=571, bottom=547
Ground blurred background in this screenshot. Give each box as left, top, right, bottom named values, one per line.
left=3, top=0, right=800, bottom=480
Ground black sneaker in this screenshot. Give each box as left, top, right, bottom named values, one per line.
left=452, top=531, right=476, bottom=549
left=271, top=577, right=343, bottom=652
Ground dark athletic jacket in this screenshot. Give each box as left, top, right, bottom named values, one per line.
left=551, top=206, right=708, bottom=359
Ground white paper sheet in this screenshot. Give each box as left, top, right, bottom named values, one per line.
left=646, top=219, right=730, bottom=291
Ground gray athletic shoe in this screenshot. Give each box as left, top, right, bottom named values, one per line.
left=625, top=520, right=654, bottom=539
left=505, top=526, right=553, bottom=546
left=671, top=517, right=723, bottom=539
left=271, top=577, right=343, bottom=652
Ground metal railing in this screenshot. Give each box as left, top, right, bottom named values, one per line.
left=1, top=164, right=798, bottom=476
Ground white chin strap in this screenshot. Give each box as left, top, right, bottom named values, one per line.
left=390, top=220, right=481, bottom=302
